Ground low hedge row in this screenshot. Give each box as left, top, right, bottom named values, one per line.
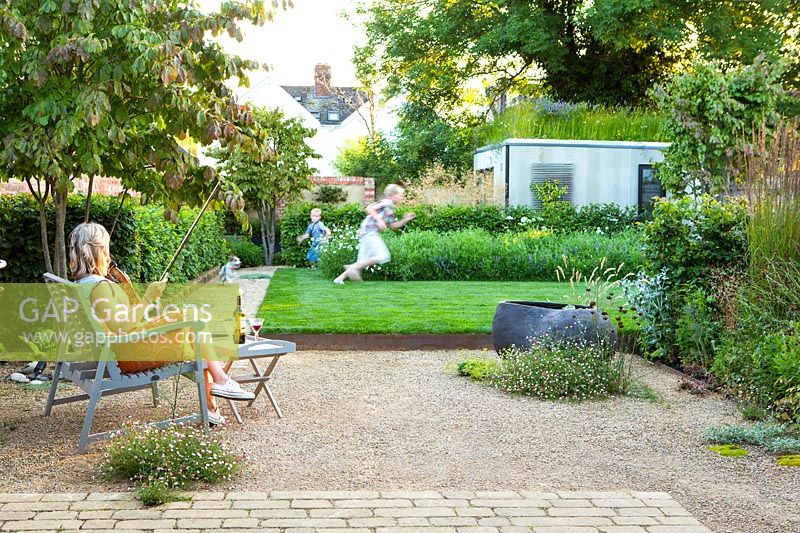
left=226, top=236, right=263, bottom=268
left=280, top=202, right=642, bottom=267
left=317, top=228, right=644, bottom=282
left=0, top=194, right=228, bottom=283
left=135, top=205, right=228, bottom=282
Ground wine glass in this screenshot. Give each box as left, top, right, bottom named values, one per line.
left=249, top=317, right=264, bottom=341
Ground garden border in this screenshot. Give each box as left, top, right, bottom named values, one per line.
left=275, top=332, right=640, bottom=352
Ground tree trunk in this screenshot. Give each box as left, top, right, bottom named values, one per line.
left=52, top=182, right=69, bottom=278
left=258, top=200, right=276, bottom=266
left=258, top=202, right=269, bottom=266
left=266, top=202, right=276, bottom=266
left=83, top=174, right=95, bottom=223
left=26, top=178, right=53, bottom=274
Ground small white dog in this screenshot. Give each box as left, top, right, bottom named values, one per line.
left=218, top=255, right=242, bottom=283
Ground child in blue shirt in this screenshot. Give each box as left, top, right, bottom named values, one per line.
left=297, top=207, right=331, bottom=267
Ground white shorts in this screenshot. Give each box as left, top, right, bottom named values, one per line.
left=358, top=232, right=391, bottom=264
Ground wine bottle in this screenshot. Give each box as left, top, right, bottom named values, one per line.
left=233, top=289, right=246, bottom=344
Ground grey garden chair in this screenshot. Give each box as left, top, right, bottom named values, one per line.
left=42, top=273, right=210, bottom=453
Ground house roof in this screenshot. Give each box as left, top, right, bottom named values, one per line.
left=280, top=85, right=368, bottom=125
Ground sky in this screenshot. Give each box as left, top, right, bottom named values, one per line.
left=201, top=0, right=364, bottom=87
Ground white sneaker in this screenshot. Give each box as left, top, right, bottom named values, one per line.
left=210, top=379, right=255, bottom=401
left=207, top=410, right=226, bottom=426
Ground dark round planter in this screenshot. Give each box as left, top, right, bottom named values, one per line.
left=491, top=301, right=617, bottom=354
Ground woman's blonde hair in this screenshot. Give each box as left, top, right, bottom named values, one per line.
left=69, top=222, right=111, bottom=280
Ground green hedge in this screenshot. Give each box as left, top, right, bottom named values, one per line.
left=280, top=202, right=641, bottom=267
left=226, top=236, right=263, bottom=268
left=135, top=205, right=228, bottom=282
left=0, top=194, right=228, bottom=283
left=0, top=194, right=138, bottom=283
left=317, top=228, right=644, bottom=282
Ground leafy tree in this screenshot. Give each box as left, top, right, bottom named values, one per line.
left=359, top=0, right=799, bottom=115
left=210, top=108, right=319, bottom=266
left=393, top=104, right=475, bottom=181
left=313, top=185, right=348, bottom=205
left=334, top=106, right=474, bottom=190
left=333, top=134, right=402, bottom=191
left=0, top=0, right=279, bottom=277
left=652, top=56, right=786, bottom=196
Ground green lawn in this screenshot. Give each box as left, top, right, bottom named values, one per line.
left=258, top=268, right=636, bottom=334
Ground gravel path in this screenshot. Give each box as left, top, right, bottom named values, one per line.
left=1, top=351, right=798, bottom=533
left=234, top=265, right=277, bottom=316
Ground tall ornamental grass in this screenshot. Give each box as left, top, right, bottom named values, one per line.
left=477, top=99, right=668, bottom=145
left=740, top=119, right=800, bottom=323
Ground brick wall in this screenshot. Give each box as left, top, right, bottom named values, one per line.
left=310, top=176, right=375, bottom=204
left=0, top=177, right=135, bottom=197
left=4, top=176, right=375, bottom=220
left=277, top=176, right=375, bottom=217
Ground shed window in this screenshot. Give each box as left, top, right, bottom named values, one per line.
left=638, top=165, right=664, bottom=216
left=530, top=163, right=573, bottom=208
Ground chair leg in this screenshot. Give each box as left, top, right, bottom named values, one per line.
left=44, top=362, right=63, bottom=416
left=196, top=366, right=209, bottom=431
left=77, top=361, right=106, bottom=454
left=151, top=382, right=159, bottom=407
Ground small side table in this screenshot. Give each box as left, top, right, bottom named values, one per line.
left=223, top=336, right=295, bottom=424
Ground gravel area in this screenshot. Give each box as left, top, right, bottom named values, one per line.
left=0, top=350, right=798, bottom=533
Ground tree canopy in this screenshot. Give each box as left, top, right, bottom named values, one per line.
left=0, top=0, right=281, bottom=276
left=359, top=0, right=799, bottom=114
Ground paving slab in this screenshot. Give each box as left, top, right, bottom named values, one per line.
left=0, top=491, right=711, bottom=532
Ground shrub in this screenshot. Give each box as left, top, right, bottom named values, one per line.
left=622, top=270, right=673, bottom=359
left=458, top=357, right=500, bottom=381
left=0, top=193, right=138, bottom=283
left=318, top=228, right=644, bottom=282
left=643, top=195, right=747, bottom=288
left=314, top=185, right=348, bottom=204
left=102, top=423, right=240, bottom=490
left=674, top=288, right=723, bottom=370
left=279, top=203, right=365, bottom=266
left=575, top=203, right=642, bottom=234
left=135, top=205, right=228, bottom=282
left=705, top=423, right=800, bottom=454
left=653, top=57, right=785, bottom=195
left=0, top=194, right=228, bottom=282
left=226, top=236, right=263, bottom=267
left=712, top=324, right=800, bottom=422
left=491, top=338, right=628, bottom=401
left=280, top=202, right=641, bottom=267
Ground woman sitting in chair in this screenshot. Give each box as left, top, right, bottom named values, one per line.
left=69, top=222, right=249, bottom=425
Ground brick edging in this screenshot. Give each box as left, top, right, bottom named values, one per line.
left=275, top=334, right=493, bottom=351
left=266, top=332, right=639, bottom=352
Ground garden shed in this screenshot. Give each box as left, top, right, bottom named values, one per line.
left=474, top=138, right=670, bottom=210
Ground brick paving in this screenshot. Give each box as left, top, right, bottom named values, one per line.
left=0, top=491, right=712, bottom=532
